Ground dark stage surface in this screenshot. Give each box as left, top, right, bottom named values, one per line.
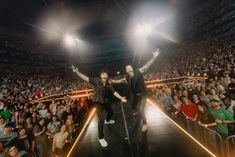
left=70, top=102, right=212, bottom=157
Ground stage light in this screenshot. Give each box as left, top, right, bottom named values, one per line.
left=64, top=34, right=76, bottom=47
left=125, top=1, right=178, bottom=53
left=135, top=23, right=153, bottom=38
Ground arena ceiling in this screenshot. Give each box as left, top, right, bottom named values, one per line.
left=0, top=0, right=212, bottom=58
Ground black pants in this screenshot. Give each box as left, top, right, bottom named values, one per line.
left=96, top=102, right=114, bottom=139
left=131, top=95, right=147, bottom=124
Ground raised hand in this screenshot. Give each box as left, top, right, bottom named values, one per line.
left=120, top=97, right=127, bottom=103
left=15, top=111, right=19, bottom=117
left=153, top=48, right=160, bottom=57
left=71, top=64, right=77, bottom=72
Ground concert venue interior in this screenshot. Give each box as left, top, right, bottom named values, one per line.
left=0, top=0, right=234, bottom=157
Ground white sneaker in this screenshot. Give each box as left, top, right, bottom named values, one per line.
left=104, top=120, right=115, bottom=125
left=98, top=138, right=108, bottom=148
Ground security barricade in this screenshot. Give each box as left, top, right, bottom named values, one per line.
left=226, top=135, right=235, bottom=157
left=183, top=118, right=225, bottom=157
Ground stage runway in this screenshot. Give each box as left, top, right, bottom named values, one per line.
left=69, top=102, right=213, bottom=157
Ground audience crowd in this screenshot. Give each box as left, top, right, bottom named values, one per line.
left=0, top=82, right=90, bottom=157
left=150, top=38, right=235, bottom=142
left=0, top=1, right=234, bottom=153
left=0, top=35, right=234, bottom=157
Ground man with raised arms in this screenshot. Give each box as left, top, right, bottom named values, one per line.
left=112, top=48, right=160, bottom=132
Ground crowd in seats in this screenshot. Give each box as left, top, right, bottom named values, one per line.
left=192, top=0, right=234, bottom=29
left=0, top=90, right=90, bottom=157
left=0, top=64, right=91, bottom=98
left=145, top=38, right=234, bottom=80
left=184, top=0, right=235, bottom=40
left=150, top=39, right=235, bottom=139
left=1, top=36, right=234, bottom=156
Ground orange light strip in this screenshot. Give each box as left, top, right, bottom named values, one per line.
left=146, top=99, right=217, bottom=157
left=35, top=76, right=207, bottom=102
left=35, top=94, right=91, bottom=103
left=66, top=107, right=97, bottom=157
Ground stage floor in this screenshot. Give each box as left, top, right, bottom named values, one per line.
left=69, top=102, right=213, bottom=157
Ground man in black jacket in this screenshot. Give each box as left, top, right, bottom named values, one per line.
left=112, top=48, right=160, bottom=132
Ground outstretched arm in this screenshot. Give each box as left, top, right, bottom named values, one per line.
left=71, top=65, right=89, bottom=82
left=111, top=77, right=127, bottom=84
left=139, top=48, right=160, bottom=74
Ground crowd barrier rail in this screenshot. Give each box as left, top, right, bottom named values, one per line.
left=226, top=135, right=235, bottom=157
left=173, top=113, right=235, bottom=157
left=183, top=118, right=225, bottom=157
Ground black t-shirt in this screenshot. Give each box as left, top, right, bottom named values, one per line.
left=61, top=111, right=74, bottom=123
left=6, top=136, right=33, bottom=151
left=89, top=78, right=115, bottom=103
left=126, top=69, right=146, bottom=95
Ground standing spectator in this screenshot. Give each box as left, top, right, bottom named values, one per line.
left=47, top=115, right=61, bottom=138
left=223, top=97, right=235, bottom=115
left=159, top=92, right=172, bottom=111
left=52, top=125, right=69, bottom=157
left=55, top=104, right=65, bottom=120
left=209, top=99, right=235, bottom=139
left=5, top=128, right=35, bottom=154
left=199, top=91, right=210, bottom=107
left=23, top=118, right=35, bottom=145
left=207, top=88, right=224, bottom=106
left=181, top=89, right=188, bottom=100
left=0, top=124, right=17, bottom=142
left=61, top=106, right=73, bottom=124
left=65, top=117, right=75, bottom=141
left=192, top=94, right=207, bottom=106
left=170, top=95, right=181, bottom=114
left=197, top=103, right=216, bottom=128
left=49, top=100, right=57, bottom=116
left=180, top=97, right=197, bottom=120
left=3, top=145, right=33, bottom=157
left=0, top=107, right=12, bottom=122
left=222, top=71, right=231, bottom=88
left=38, top=104, right=48, bottom=119
left=33, top=118, right=47, bottom=157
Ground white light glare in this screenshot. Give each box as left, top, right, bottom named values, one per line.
left=136, top=23, right=153, bottom=37
left=64, top=34, right=76, bottom=47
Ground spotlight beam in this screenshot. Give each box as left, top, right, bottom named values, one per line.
left=25, top=22, right=62, bottom=37
left=155, top=31, right=177, bottom=43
